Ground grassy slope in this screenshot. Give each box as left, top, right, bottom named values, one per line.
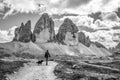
left=0, top=41, right=112, bottom=59
left=0, top=41, right=45, bottom=58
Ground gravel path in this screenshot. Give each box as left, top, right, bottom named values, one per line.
left=7, top=61, right=58, bottom=80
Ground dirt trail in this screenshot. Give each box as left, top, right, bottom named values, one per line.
left=7, top=61, right=58, bottom=80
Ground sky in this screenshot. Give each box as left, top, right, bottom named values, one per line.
left=0, top=0, right=120, bottom=29
left=0, top=0, right=120, bottom=48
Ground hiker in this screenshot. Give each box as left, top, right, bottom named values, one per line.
left=44, top=50, right=51, bottom=65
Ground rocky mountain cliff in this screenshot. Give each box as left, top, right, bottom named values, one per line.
left=9, top=13, right=112, bottom=57
left=13, top=20, right=35, bottom=43
left=94, top=42, right=106, bottom=49
left=33, top=13, right=55, bottom=43
left=56, top=18, right=78, bottom=44
left=12, top=13, right=105, bottom=49
left=55, top=18, right=91, bottom=47
left=78, top=32, right=91, bottom=47
left=113, top=42, right=120, bottom=53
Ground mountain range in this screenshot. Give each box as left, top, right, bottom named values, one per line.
left=0, top=13, right=114, bottom=57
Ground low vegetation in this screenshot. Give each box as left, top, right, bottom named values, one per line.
left=12, top=52, right=36, bottom=59
left=0, top=51, right=11, bottom=58
left=54, top=57, right=120, bottom=80
left=88, top=60, right=120, bottom=70
left=0, top=60, right=28, bottom=80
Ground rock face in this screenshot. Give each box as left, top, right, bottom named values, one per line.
left=33, top=13, right=55, bottom=43
left=114, top=43, right=120, bottom=52
left=13, top=20, right=33, bottom=42
left=56, top=18, right=78, bottom=44
left=31, top=33, right=36, bottom=42
left=94, top=42, right=106, bottom=49
left=78, top=32, right=91, bottom=47
left=116, top=43, right=120, bottom=49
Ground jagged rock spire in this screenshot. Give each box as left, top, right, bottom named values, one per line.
left=33, top=13, right=55, bottom=43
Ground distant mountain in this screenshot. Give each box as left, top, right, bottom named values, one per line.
left=0, top=13, right=112, bottom=57
left=56, top=18, right=78, bottom=44
left=13, top=20, right=36, bottom=42
left=78, top=32, right=91, bottom=47
left=33, top=13, right=55, bottom=43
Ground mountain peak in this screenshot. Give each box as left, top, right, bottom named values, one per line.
left=13, top=20, right=33, bottom=42
left=60, top=18, right=78, bottom=33
left=64, top=18, right=73, bottom=22
left=21, top=22, right=24, bottom=27
left=24, top=20, right=31, bottom=30
left=33, top=13, right=55, bottom=43
left=41, top=13, right=50, bottom=18
left=78, top=32, right=91, bottom=47
left=56, top=18, right=78, bottom=44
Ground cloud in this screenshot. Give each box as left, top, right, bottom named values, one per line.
left=0, top=2, right=5, bottom=15
left=58, top=15, right=97, bottom=29
left=4, top=0, right=38, bottom=12
left=78, top=26, right=96, bottom=32
left=83, top=30, right=119, bottom=48
left=52, top=13, right=78, bottom=19
left=95, top=20, right=120, bottom=29
left=102, top=0, right=112, bottom=5
left=85, top=0, right=120, bottom=13
left=0, top=26, right=17, bottom=43
left=0, top=3, right=4, bottom=11
left=49, top=0, right=64, bottom=8
left=0, top=0, right=120, bottom=18
left=45, top=0, right=120, bottom=15
left=66, top=0, right=91, bottom=8
left=101, top=0, right=120, bottom=12
left=58, top=14, right=120, bottom=31
left=0, top=0, right=47, bottom=19
left=102, top=12, right=120, bottom=22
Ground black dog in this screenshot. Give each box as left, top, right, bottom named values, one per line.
left=36, top=60, right=44, bottom=65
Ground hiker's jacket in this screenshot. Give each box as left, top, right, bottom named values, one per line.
left=45, top=51, right=50, bottom=58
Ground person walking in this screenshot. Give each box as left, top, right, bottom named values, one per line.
left=44, top=50, right=51, bottom=65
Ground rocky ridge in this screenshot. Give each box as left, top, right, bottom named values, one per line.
left=13, top=20, right=35, bottom=42
left=33, top=13, right=55, bottom=43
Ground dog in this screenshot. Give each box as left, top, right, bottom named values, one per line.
left=36, top=60, right=44, bottom=65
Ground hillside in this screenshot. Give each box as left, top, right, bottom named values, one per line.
left=0, top=41, right=112, bottom=59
